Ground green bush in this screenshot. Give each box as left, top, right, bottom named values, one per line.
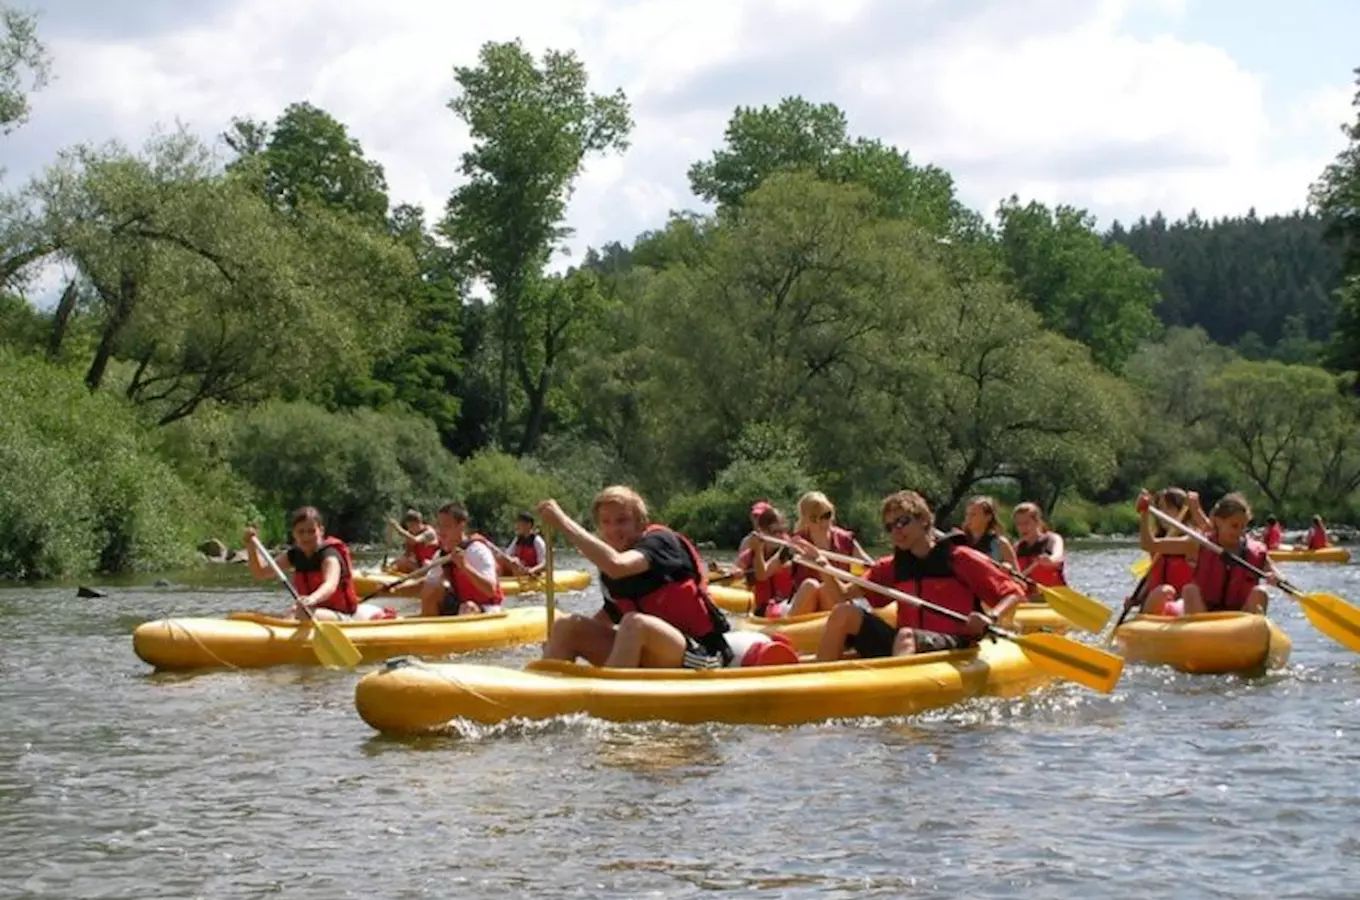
left=456, top=449, right=561, bottom=541
left=0, top=351, right=218, bottom=579
left=661, top=455, right=814, bottom=546
left=227, top=401, right=460, bottom=541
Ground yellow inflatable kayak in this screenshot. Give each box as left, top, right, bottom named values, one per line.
left=352, top=567, right=593, bottom=599
left=353, top=638, right=1052, bottom=733
left=1267, top=546, right=1350, bottom=564
left=132, top=607, right=548, bottom=671
left=1113, top=611, right=1292, bottom=675
left=738, top=602, right=1069, bottom=654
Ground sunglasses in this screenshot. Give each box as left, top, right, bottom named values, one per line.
left=882, top=514, right=915, bottom=533
left=812, top=512, right=833, bottom=522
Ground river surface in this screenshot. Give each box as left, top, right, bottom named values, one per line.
left=2, top=545, right=1359, bottom=899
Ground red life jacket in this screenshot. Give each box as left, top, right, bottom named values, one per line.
left=1307, top=525, right=1328, bottom=551
left=290, top=536, right=360, bottom=615
left=1015, top=533, right=1067, bottom=587
left=737, top=545, right=795, bottom=615
left=867, top=533, right=985, bottom=636
left=789, top=525, right=858, bottom=585
left=441, top=533, right=505, bottom=612
left=1149, top=554, right=1195, bottom=593
left=511, top=533, right=542, bottom=568
left=1263, top=523, right=1283, bottom=550
left=1192, top=533, right=1268, bottom=611
left=603, top=524, right=731, bottom=653
left=405, top=529, right=440, bottom=564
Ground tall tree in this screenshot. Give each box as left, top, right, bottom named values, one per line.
left=0, top=4, right=49, bottom=136
left=997, top=197, right=1161, bottom=371
left=441, top=39, right=632, bottom=452
left=1311, top=67, right=1360, bottom=374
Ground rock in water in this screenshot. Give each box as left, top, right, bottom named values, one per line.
left=76, top=586, right=107, bottom=599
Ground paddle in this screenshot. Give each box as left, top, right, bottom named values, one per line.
left=1105, top=562, right=1156, bottom=647
left=545, top=525, right=557, bottom=633
left=1148, top=506, right=1360, bottom=653
left=359, top=552, right=453, bottom=603
left=1129, top=556, right=1151, bottom=578
left=250, top=535, right=362, bottom=669
left=794, top=557, right=1123, bottom=693
left=762, top=534, right=1111, bottom=635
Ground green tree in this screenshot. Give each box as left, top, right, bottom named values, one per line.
left=1311, top=68, right=1360, bottom=373
left=997, top=197, right=1162, bottom=371
left=440, top=39, right=632, bottom=451
left=0, top=4, right=49, bottom=136
left=224, top=101, right=390, bottom=226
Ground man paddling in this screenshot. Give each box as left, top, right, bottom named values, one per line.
left=805, top=490, right=1025, bottom=661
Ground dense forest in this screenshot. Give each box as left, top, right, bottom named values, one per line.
left=3, top=8, right=1360, bottom=580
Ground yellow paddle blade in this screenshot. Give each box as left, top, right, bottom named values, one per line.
left=1009, top=631, right=1124, bottom=693
left=1129, top=556, right=1151, bottom=578
left=1035, top=584, right=1112, bottom=633
left=310, top=620, right=362, bottom=669
left=1298, top=592, right=1360, bottom=653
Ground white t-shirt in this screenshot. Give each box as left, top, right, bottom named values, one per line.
left=503, top=534, right=547, bottom=566
left=424, top=540, right=498, bottom=589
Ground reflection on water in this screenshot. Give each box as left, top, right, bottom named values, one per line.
left=2, top=547, right=1359, bottom=898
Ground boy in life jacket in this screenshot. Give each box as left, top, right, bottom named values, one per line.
left=1145, top=492, right=1281, bottom=616
left=536, top=485, right=795, bottom=669
left=809, top=490, right=1024, bottom=661
left=244, top=506, right=361, bottom=621
left=420, top=502, right=504, bottom=617
left=387, top=509, right=440, bottom=574
left=498, top=511, right=547, bottom=577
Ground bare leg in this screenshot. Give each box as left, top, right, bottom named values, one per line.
left=815, top=602, right=866, bottom=662
left=542, top=613, right=616, bottom=665
left=788, top=579, right=824, bottom=616
left=891, top=628, right=916, bottom=656
left=1243, top=586, right=1269, bottom=615
left=604, top=613, right=689, bottom=668
left=1144, top=585, right=1176, bottom=615
left=1181, top=583, right=1207, bottom=615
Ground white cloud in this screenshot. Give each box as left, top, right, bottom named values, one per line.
left=8, top=0, right=1355, bottom=273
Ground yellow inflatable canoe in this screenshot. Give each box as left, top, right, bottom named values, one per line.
left=738, top=602, right=1070, bottom=654
left=353, top=639, right=1052, bottom=733
left=1113, top=611, right=1292, bottom=675
left=352, top=567, right=593, bottom=600
left=132, top=607, right=548, bottom=671
left=1268, top=546, right=1350, bottom=564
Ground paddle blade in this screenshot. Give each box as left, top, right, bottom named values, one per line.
left=1009, top=631, right=1124, bottom=693
left=1036, top=584, right=1112, bottom=633
left=1298, top=592, right=1360, bottom=653
left=1129, top=556, right=1151, bottom=578
left=310, top=620, right=362, bottom=669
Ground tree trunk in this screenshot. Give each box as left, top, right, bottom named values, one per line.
left=85, top=271, right=137, bottom=392
left=47, top=279, right=78, bottom=359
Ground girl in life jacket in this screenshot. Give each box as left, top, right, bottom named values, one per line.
left=387, top=508, right=441, bottom=574
left=807, top=490, right=1023, bottom=661
left=1147, top=492, right=1281, bottom=615
left=957, top=495, right=1020, bottom=571
left=537, top=485, right=773, bottom=670
left=499, top=511, right=547, bottom=577
left=1306, top=515, right=1331, bottom=551
left=784, top=491, right=872, bottom=615
left=1132, top=487, right=1206, bottom=615
left=419, top=502, right=504, bottom=617
left=244, top=506, right=363, bottom=621
left=1261, top=515, right=1284, bottom=551
left=1012, top=502, right=1067, bottom=596
left=738, top=505, right=798, bottom=618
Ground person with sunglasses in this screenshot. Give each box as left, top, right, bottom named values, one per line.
left=783, top=490, right=870, bottom=614
left=805, top=490, right=1024, bottom=661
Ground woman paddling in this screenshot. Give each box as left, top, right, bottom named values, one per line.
left=1134, top=487, right=1203, bottom=615
left=807, top=490, right=1023, bottom=661
left=1306, top=515, right=1331, bottom=551
left=739, top=504, right=797, bottom=618
left=536, top=486, right=795, bottom=669
left=784, top=491, right=870, bottom=615
left=244, top=507, right=377, bottom=621
left=1012, top=502, right=1067, bottom=596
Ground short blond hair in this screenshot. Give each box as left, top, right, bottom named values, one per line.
left=591, top=485, right=649, bottom=525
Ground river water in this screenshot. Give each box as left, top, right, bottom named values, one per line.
left=2, top=545, right=1358, bottom=899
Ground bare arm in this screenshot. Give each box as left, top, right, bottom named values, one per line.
left=537, top=499, right=649, bottom=580
left=243, top=528, right=289, bottom=581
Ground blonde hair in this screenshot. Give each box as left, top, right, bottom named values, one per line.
left=966, top=495, right=1004, bottom=536
left=591, top=485, right=649, bottom=526
left=883, top=490, right=932, bottom=522
left=1013, top=502, right=1047, bottom=531
left=795, top=491, right=835, bottom=533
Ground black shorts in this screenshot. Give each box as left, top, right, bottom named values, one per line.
left=846, top=610, right=977, bottom=658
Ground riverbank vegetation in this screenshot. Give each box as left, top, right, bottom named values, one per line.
left=3, top=10, right=1360, bottom=578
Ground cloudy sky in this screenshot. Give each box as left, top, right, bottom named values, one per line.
left=7, top=0, right=1358, bottom=269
